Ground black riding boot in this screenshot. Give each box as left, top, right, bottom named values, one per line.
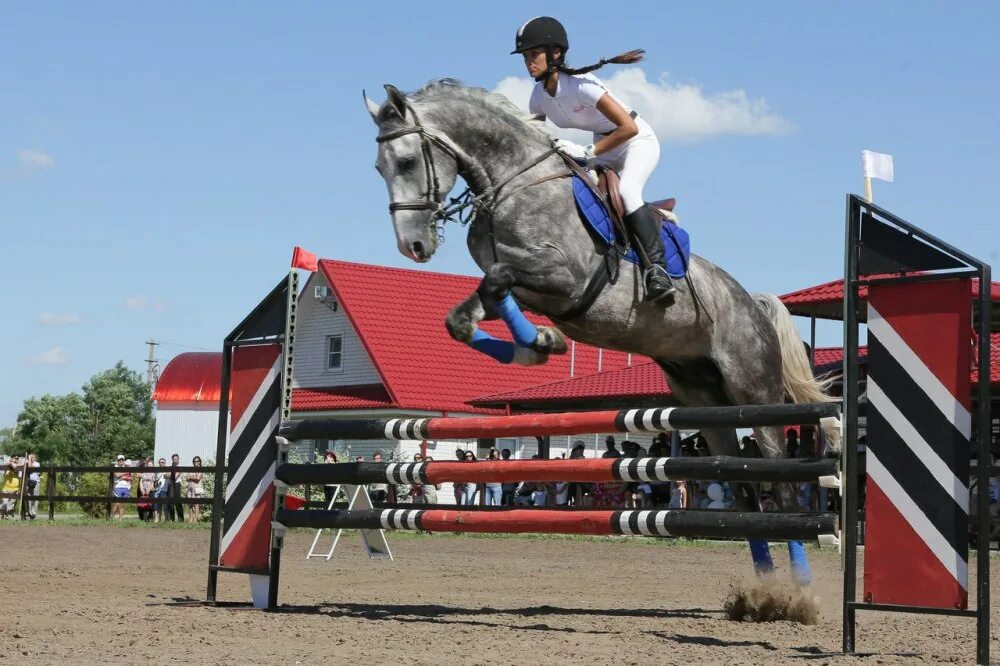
left=624, top=206, right=677, bottom=304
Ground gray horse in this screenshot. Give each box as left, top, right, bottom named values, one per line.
left=365, top=80, right=836, bottom=583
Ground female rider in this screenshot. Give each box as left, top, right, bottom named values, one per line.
left=511, top=16, right=676, bottom=304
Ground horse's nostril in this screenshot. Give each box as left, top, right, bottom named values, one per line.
left=412, top=241, right=424, bottom=257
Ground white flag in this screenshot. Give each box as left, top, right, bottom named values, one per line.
left=862, top=150, right=894, bottom=182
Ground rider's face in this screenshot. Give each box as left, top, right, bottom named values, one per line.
left=522, top=47, right=548, bottom=79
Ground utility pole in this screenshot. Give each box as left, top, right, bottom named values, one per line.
left=145, top=339, right=160, bottom=386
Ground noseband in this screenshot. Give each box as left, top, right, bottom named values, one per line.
left=375, top=99, right=565, bottom=233
left=375, top=102, right=460, bottom=220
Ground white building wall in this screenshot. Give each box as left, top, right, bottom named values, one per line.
left=293, top=273, right=382, bottom=389
left=154, top=404, right=225, bottom=465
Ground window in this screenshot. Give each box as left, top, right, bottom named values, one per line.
left=327, top=335, right=343, bottom=370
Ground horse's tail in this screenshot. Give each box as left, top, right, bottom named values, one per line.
left=753, top=293, right=842, bottom=451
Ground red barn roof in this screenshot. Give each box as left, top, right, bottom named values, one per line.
left=313, top=259, right=634, bottom=414
left=472, top=360, right=668, bottom=408
left=292, top=385, right=395, bottom=411
left=152, top=352, right=223, bottom=404
left=780, top=277, right=1000, bottom=321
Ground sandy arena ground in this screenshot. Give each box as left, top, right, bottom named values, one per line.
left=1, top=525, right=997, bottom=664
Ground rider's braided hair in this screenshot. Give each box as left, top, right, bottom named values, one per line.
left=556, top=49, right=645, bottom=76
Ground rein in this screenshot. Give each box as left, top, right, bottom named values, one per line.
left=375, top=102, right=568, bottom=233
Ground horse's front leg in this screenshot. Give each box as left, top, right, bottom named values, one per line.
left=478, top=263, right=567, bottom=356
left=444, top=267, right=563, bottom=367
left=443, top=290, right=540, bottom=366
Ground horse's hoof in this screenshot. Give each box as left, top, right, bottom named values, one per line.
left=513, top=346, right=549, bottom=366
left=532, top=326, right=568, bottom=355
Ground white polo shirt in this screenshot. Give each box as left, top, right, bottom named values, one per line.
left=528, top=72, right=633, bottom=134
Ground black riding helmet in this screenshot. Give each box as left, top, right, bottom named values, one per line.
left=512, top=17, right=568, bottom=82
left=511, top=16, right=568, bottom=55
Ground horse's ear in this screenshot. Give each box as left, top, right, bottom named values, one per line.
left=383, top=84, right=408, bottom=119
left=363, top=90, right=381, bottom=124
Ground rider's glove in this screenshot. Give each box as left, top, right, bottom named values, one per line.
left=554, top=139, right=597, bottom=167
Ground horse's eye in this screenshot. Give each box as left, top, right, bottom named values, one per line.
left=397, top=156, right=417, bottom=172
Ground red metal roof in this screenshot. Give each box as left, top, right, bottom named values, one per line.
left=292, top=384, right=395, bottom=411
left=971, top=333, right=1000, bottom=386
left=152, top=352, right=223, bottom=403
left=474, top=336, right=1000, bottom=406
left=780, top=277, right=1000, bottom=309
left=317, top=259, right=634, bottom=414
left=472, top=360, right=667, bottom=406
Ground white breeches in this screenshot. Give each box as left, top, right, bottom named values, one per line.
left=593, top=116, right=660, bottom=215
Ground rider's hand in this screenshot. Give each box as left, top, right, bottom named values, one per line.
left=554, top=139, right=596, bottom=166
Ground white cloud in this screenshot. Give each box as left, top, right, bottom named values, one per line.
left=493, top=68, right=793, bottom=143
left=39, top=313, right=82, bottom=326
left=125, top=294, right=167, bottom=312
left=28, top=347, right=69, bottom=366
left=18, top=149, right=54, bottom=170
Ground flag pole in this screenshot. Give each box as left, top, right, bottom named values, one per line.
left=863, top=175, right=873, bottom=203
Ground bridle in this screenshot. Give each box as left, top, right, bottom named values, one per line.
left=374, top=100, right=565, bottom=232
left=375, top=101, right=460, bottom=219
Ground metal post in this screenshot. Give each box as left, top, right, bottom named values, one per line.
left=841, top=194, right=861, bottom=654
left=47, top=465, right=55, bottom=521
left=975, top=266, right=991, bottom=665
left=206, top=341, right=234, bottom=603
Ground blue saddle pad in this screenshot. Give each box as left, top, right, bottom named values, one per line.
left=572, top=174, right=690, bottom=279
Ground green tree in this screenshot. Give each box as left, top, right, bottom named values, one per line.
left=6, top=393, right=90, bottom=461
left=6, top=362, right=154, bottom=464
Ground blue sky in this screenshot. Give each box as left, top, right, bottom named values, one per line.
left=2, top=2, right=998, bottom=426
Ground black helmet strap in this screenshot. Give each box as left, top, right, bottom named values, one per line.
left=534, top=44, right=563, bottom=84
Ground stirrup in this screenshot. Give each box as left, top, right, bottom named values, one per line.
left=643, top=266, right=677, bottom=302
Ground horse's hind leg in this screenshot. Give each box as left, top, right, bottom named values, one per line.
left=714, top=347, right=813, bottom=585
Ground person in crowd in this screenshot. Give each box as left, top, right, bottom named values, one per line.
left=553, top=480, right=570, bottom=506
left=668, top=479, right=688, bottom=509
left=25, top=452, right=41, bottom=520
left=137, top=457, right=155, bottom=522
left=484, top=448, right=503, bottom=506
left=634, top=482, right=653, bottom=509
left=463, top=450, right=479, bottom=505
left=760, top=490, right=779, bottom=512
left=369, top=451, right=388, bottom=504
left=499, top=448, right=519, bottom=506
left=694, top=434, right=710, bottom=456
left=785, top=428, right=799, bottom=458
left=186, top=456, right=205, bottom=523
left=408, top=452, right=428, bottom=504
left=0, top=455, right=22, bottom=518
left=568, top=441, right=591, bottom=506
left=601, top=436, right=621, bottom=458
left=112, top=455, right=132, bottom=522
left=322, top=450, right=339, bottom=507
left=646, top=435, right=671, bottom=506
left=421, top=456, right=439, bottom=505
left=168, top=453, right=185, bottom=522
left=355, top=455, right=365, bottom=462
left=153, top=457, right=169, bottom=523
left=453, top=448, right=468, bottom=505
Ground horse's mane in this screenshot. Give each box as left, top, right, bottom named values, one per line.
left=408, top=78, right=550, bottom=142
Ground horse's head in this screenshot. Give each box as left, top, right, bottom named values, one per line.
left=366, top=84, right=460, bottom=263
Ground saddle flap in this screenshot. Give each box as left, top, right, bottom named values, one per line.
left=596, top=168, right=626, bottom=225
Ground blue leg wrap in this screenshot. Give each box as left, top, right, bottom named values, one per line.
left=496, top=294, right=538, bottom=348
left=469, top=328, right=515, bottom=364
left=788, top=540, right=812, bottom=586
left=748, top=539, right=774, bottom=575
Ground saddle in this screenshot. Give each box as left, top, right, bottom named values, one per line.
left=560, top=155, right=678, bottom=254
left=554, top=154, right=691, bottom=320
